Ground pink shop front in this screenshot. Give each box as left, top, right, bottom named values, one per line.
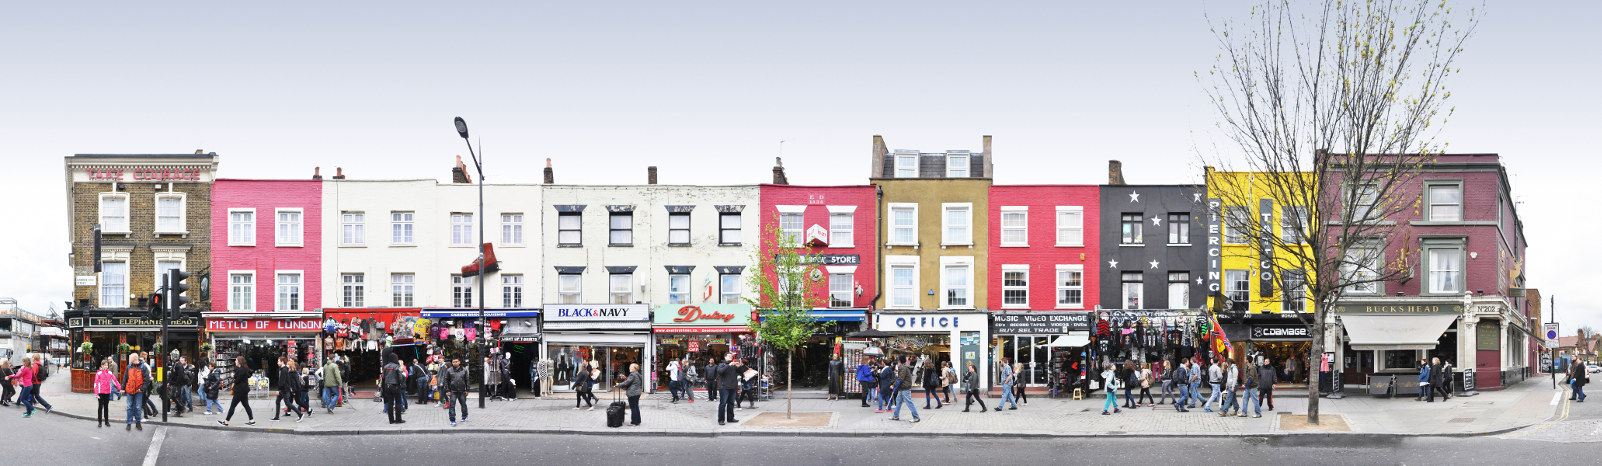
left=203, top=314, right=325, bottom=387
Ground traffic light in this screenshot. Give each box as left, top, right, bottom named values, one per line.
left=147, top=292, right=164, bottom=319
left=169, top=269, right=193, bottom=319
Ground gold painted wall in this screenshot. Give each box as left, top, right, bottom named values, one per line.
left=875, top=178, right=992, bottom=311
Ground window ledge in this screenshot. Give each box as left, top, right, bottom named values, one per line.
left=667, top=243, right=691, bottom=247
left=102, top=231, right=132, bottom=236
left=938, top=306, right=976, bottom=311
left=276, top=244, right=304, bottom=248
left=718, top=242, right=742, bottom=247
left=609, top=244, right=634, bottom=248
left=338, top=244, right=366, bottom=248
left=1055, top=243, right=1084, bottom=248
left=940, top=243, right=973, bottom=248
left=155, top=231, right=189, bottom=237
left=227, top=243, right=255, bottom=247
left=1000, top=305, right=1029, bottom=310
left=1118, top=243, right=1144, bottom=247
left=1055, top=305, right=1085, bottom=310
left=558, top=243, right=583, bottom=248
left=390, top=244, right=417, bottom=248
left=827, top=244, right=855, bottom=249
left=1000, top=244, right=1028, bottom=248
left=449, top=244, right=474, bottom=248
left=1167, top=243, right=1191, bottom=247
left=501, top=244, right=526, bottom=248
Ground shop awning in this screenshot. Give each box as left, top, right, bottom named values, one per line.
left=421, top=309, right=540, bottom=318
left=810, top=309, right=866, bottom=322
left=1342, top=314, right=1458, bottom=351
left=1048, top=333, right=1091, bottom=347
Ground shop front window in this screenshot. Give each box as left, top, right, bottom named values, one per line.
left=996, top=335, right=1051, bottom=386
left=547, top=344, right=643, bottom=392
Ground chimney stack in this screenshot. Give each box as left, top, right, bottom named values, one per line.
left=1108, top=160, right=1125, bottom=185
left=195, top=149, right=205, bottom=154
left=312, top=167, right=322, bottom=180
left=871, top=135, right=888, bottom=177
left=543, top=158, right=555, bottom=184
left=333, top=167, right=346, bottom=180
left=452, top=155, right=472, bottom=183
left=772, top=157, right=788, bottom=185
left=648, top=166, right=658, bottom=185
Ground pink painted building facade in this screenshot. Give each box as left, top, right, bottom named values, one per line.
left=758, top=184, right=879, bottom=314
left=986, top=185, right=1100, bottom=386
left=209, top=179, right=324, bottom=318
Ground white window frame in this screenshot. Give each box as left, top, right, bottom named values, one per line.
left=341, top=211, right=365, bottom=246
left=1281, top=270, right=1307, bottom=313
left=391, top=211, right=414, bottom=246
left=451, top=212, right=474, bottom=247
left=938, top=256, right=975, bottom=310
left=227, top=270, right=254, bottom=312
left=452, top=275, right=475, bottom=308
left=1425, top=181, right=1464, bottom=222
left=1342, top=247, right=1382, bottom=295
left=1000, top=206, right=1028, bottom=247
left=888, top=203, right=918, bottom=246
left=503, top=274, right=524, bottom=308
left=776, top=205, right=806, bottom=247
left=342, top=273, right=364, bottom=307
left=886, top=255, right=920, bottom=309
left=154, top=192, right=187, bottom=235
left=608, top=212, right=633, bottom=246
left=1121, top=272, right=1143, bottom=310
left=826, top=265, right=857, bottom=308
left=502, top=213, right=524, bottom=246
left=1350, top=183, right=1380, bottom=223
left=827, top=205, right=856, bottom=248
left=275, top=270, right=303, bottom=311
left=1167, top=213, right=1191, bottom=246
left=1168, top=272, right=1190, bottom=310
left=946, top=152, right=969, bottom=178
left=557, top=273, right=582, bottom=304
left=228, top=208, right=255, bottom=246
left=667, top=274, right=691, bottom=305
left=667, top=212, right=691, bottom=246
left=1055, top=206, right=1084, bottom=247
left=1225, top=269, right=1250, bottom=310
left=894, top=150, right=918, bottom=178
left=275, top=208, right=303, bottom=247
left=1224, top=206, right=1249, bottom=245
left=1425, top=245, right=1465, bottom=295
left=558, top=212, right=582, bottom=246
left=154, top=259, right=183, bottom=295
left=720, top=273, right=742, bottom=305
left=391, top=273, right=415, bottom=307
left=610, top=273, right=634, bottom=304
left=1001, top=264, right=1029, bottom=309
left=1055, top=264, right=1084, bottom=309
left=98, top=192, right=130, bottom=235
left=718, top=212, right=742, bottom=246
left=99, top=260, right=129, bottom=308
left=941, top=202, right=973, bottom=246
left=1280, top=206, right=1306, bottom=244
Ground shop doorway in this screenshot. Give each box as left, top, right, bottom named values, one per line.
left=1253, top=341, right=1311, bottom=384
left=1343, top=346, right=1375, bottom=385
left=503, top=342, right=536, bottom=395
left=997, top=336, right=1052, bottom=386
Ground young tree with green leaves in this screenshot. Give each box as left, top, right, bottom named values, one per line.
left=745, top=214, right=825, bottom=419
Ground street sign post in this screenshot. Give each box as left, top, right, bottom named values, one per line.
left=1545, top=322, right=1560, bottom=388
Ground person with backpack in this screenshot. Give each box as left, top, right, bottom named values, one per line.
left=219, top=356, right=256, bottom=427
left=167, top=356, right=191, bottom=417
left=410, top=359, right=430, bottom=406
left=1101, top=362, right=1121, bottom=415
left=123, top=353, right=149, bottom=430
left=29, top=354, right=55, bottom=414
left=443, top=357, right=470, bottom=426
left=8, top=357, right=38, bottom=417
left=856, top=358, right=877, bottom=408
left=1119, top=361, right=1137, bottom=409
left=961, top=360, right=986, bottom=412
left=202, top=361, right=223, bottom=415
left=889, top=355, right=920, bottom=423
left=381, top=352, right=405, bottom=424
left=321, top=358, right=342, bottom=414
left=1155, top=361, right=1174, bottom=407
left=1171, top=360, right=1191, bottom=412
left=921, top=359, right=943, bottom=410
left=680, top=356, right=696, bottom=403
left=877, top=359, right=897, bottom=412
left=1136, top=362, right=1156, bottom=407
left=940, top=361, right=956, bottom=404
left=275, top=361, right=305, bottom=422
left=997, top=357, right=1017, bottom=411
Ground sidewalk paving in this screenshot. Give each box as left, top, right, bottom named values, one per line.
left=15, top=373, right=1561, bottom=438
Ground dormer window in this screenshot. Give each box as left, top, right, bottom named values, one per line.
left=946, top=152, right=969, bottom=178
left=894, top=151, right=918, bottom=178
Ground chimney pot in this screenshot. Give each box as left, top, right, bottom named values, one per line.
left=648, top=166, right=658, bottom=185
left=195, top=149, right=204, bottom=154
left=543, top=158, right=555, bottom=184
left=772, top=157, right=788, bottom=185
left=312, top=166, right=322, bottom=180
left=333, top=167, right=346, bottom=180
left=1108, top=160, right=1125, bottom=185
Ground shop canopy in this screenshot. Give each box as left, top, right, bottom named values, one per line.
left=1047, top=333, right=1090, bottom=348
left=1341, top=314, right=1458, bottom=351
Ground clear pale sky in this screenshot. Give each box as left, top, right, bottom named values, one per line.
left=2, top=1, right=1596, bottom=333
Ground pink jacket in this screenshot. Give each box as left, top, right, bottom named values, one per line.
left=94, top=369, right=122, bottom=395
left=9, top=365, right=34, bottom=388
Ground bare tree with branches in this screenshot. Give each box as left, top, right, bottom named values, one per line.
left=1198, top=0, right=1478, bottom=424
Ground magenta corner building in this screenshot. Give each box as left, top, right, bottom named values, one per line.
left=208, top=179, right=327, bottom=368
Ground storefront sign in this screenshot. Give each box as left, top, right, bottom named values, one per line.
left=546, top=304, right=649, bottom=321
left=75, top=316, right=200, bottom=329
left=1476, top=321, right=1500, bottom=351
left=1250, top=325, right=1310, bottom=339
left=206, top=318, right=323, bottom=333
left=1259, top=199, right=1275, bottom=297
left=795, top=254, right=861, bottom=266
left=653, top=304, right=752, bottom=326
left=991, top=311, right=1091, bottom=334
left=874, top=312, right=986, bottom=332
left=82, top=167, right=206, bottom=182
left=1206, top=197, right=1223, bottom=294
left=1100, top=310, right=1200, bottom=319
left=420, top=309, right=541, bottom=318
left=652, top=326, right=748, bottom=334
left=1334, top=303, right=1463, bottom=314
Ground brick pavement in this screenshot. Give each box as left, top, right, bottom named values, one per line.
left=15, top=372, right=1561, bottom=438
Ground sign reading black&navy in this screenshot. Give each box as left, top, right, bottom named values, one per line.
left=1259, top=198, right=1275, bottom=298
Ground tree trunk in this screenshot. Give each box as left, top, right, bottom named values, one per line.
left=1307, top=315, right=1323, bottom=424
left=786, top=350, right=794, bottom=419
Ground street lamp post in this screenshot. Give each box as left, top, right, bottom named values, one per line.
left=454, top=116, right=488, bottom=409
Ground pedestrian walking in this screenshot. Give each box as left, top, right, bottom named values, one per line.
left=1155, top=361, right=1173, bottom=407
left=1572, top=361, right=1589, bottom=403
left=5, top=357, right=33, bottom=416
left=202, top=361, right=224, bottom=415
left=92, top=361, right=122, bottom=427
left=1220, top=359, right=1240, bottom=417
left=1120, top=361, right=1137, bottom=409
left=1188, top=357, right=1202, bottom=409
left=1416, top=358, right=1431, bottom=402
left=572, top=358, right=594, bottom=409
left=276, top=361, right=305, bottom=422
left=28, top=355, right=55, bottom=414
left=380, top=352, right=405, bottom=424
left=1257, top=356, right=1277, bottom=411
left=681, top=357, right=697, bottom=403
left=1203, top=358, right=1223, bottom=412
left=667, top=358, right=684, bottom=403
left=0, top=359, right=13, bottom=407
left=122, top=354, right=149, bottom=430
left=940, top=361, right=956, bottom=403
left=617, top=363, right=644, bottom=426
left=321, top=358, right=342, bottom=414
left=1101, top=363, right=1122, bottom=415
left=1241, top=361, right=1262, bottom=418
left=1013, top=362, right=1030, bottom=406
left=889, top=355, right=921, bottom=423
left=1136, top=362, right=1155, bottom=407
left=961, top=360, right=987, bottom=412
left=997, top=357, right=1018, bottom=411
left=922, top=359, right=943, bottom=409
left=857, top=358, right=878, bottom=408
left=1427, top=357, right=1446, bottom=402
left=219, top=356, right=256, bottom=426
left=167, top=357, right=191, bottom=417
left=716, top=354, right=740, bottom=425
left=877, top=360, right=897, bottom=412
left=444, top=358, right=470, bottom=426
left=1171, top=361, right=1191, bottom=412
left=1437, top=359, right=1454, bottom=401
left=271, top=357, right=291, bottom=420
left=739, top=359, right=759, bottom=409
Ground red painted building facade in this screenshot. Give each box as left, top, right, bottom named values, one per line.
left=986, top=185, right=1100, bottom=387
left=209, top=179, right=325, bottom=369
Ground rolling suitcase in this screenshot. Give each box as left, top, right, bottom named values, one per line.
left=606, top=389, right=626, bottom=428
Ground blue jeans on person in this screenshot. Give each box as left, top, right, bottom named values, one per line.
left=1243, top=387, right=1261, bottom=416
left=399, top=387, right=409, bottom=411
left=1189, top=380, right=1201, bottom=407
left=877, top=386, right=894, bottom=411
left=206, top=392, right=223, bottom=413
left=1222, top=386, right=1239, bottom=413
left=1000, top=382, right=1017, bottom=409
left=1574, top=384, right=1587, bottom=402
left=1176, top=384, right=1191, bottom=410
left=125, top=392, right=145, bottom=425
left=322, top=387, right=338, bottom=411
left=448, top=391, right=468, bottom=422
left=17, top=386, right=34, bottom=415
left=892, top=389, right=920, bottom=420
left=668, top=379, right=683, bottom=401
left=717, top=389, right=737, bottom=423
left=1204, top=383, right=1222, bottom=411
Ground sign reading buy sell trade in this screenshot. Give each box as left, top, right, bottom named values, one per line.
left=546, top=304, right=649, bottom=321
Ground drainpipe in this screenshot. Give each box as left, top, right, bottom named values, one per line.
left=871, top=185, right=884, bottom=328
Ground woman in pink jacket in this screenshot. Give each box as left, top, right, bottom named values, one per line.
left=7, top=358, right=35, bottom=417
left=93, top=360, right=123, bottom=428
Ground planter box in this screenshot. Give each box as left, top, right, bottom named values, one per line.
left=71, top=368, right=94, bottom=393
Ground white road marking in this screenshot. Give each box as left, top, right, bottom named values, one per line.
left=142, top=427, right=166, bottom=466
left=1551, top=392, right=1562, bottom=406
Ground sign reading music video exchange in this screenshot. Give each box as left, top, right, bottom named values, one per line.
left=991, top=311, right=1091, bottom=334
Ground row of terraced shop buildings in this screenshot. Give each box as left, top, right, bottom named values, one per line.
left=59, top=135, right=1540, bottom=396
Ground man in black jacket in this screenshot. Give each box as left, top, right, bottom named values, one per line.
left=167, top=359, right=190, bottom=417
left=716, top=354, right=741, bottom=425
